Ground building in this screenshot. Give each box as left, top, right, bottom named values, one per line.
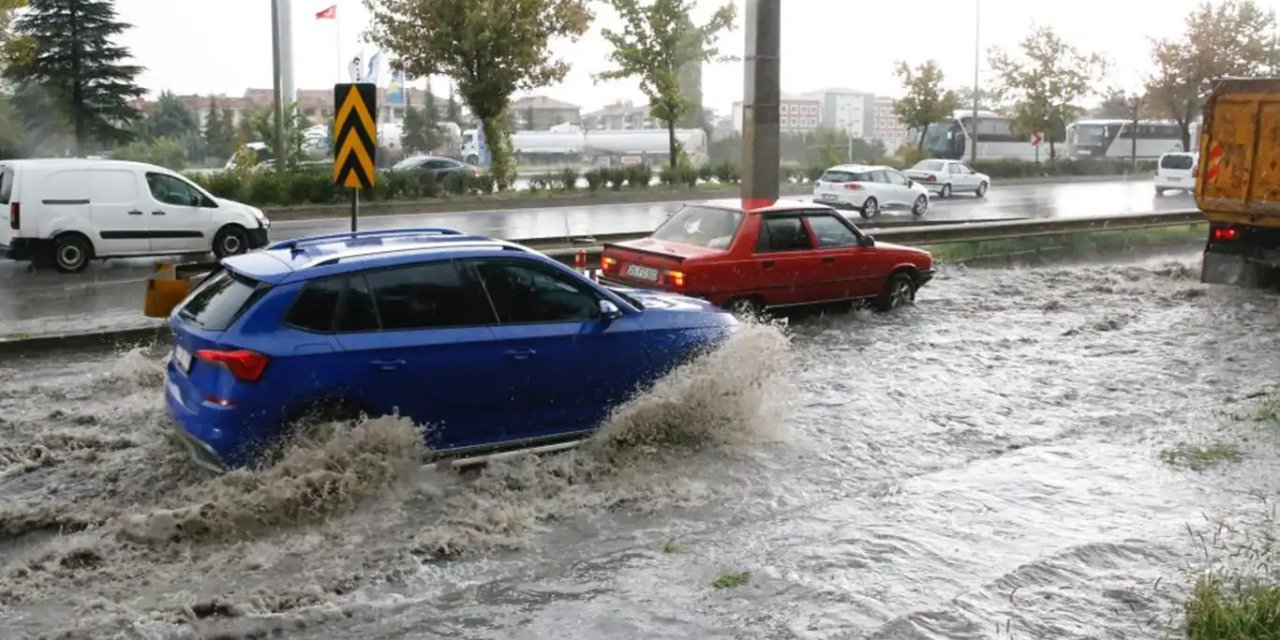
left=158, top=86, right=433, bottom=130
left=732, top=97, right=821, bottom=134
left=511, top=95, right=581, bottom=129
left=802, top=88, right=876, bottom=137
left=583, top=100, right=655, bottom=130
left=873, top=97, right=909, bottom=144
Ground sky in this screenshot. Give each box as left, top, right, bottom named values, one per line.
left=114, top=0, right=1274, bottom=114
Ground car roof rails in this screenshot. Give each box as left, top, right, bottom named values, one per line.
left=268, top=227, right=467, bottom=253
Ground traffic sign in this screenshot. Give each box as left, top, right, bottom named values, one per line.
left=333, top=83, right=377, bottom=190
left=1030, top=131, right=1044, bottom=147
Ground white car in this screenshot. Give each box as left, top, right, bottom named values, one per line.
left=1155, top=151, right=1197, bottom=195
left=812, top=164, right=931, bottom=219
left=903, top=159, right=990, bottom=198
left=0, top=159, right=270, bottom=273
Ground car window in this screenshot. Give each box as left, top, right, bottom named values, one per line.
left=958, top=163, right=974, bottom=174
left=650, top=205, right=743, bottom=250
left=285, top=278, right=343, bottom=332
left=1160, top=154, right=1194, bottom=170
left=948, top=164, right=962, bottom=174
left=178, top=271, right=268, bottom=331
left=820, top=170, right=858, bottom=183
left=756, top=216, right=813, bottom=253
left=0, top=166, right=12, bottom=204
left=365, top=262, right=495, bottom=330
left=805, top=214, right=859, bottom=249
left=913, top=161, right=944, bottom=172
left=471, top=260, right=600, bottom=324
left=870, top=170, right=891, bottom=184
left=146, top=173, right=205, bottom=207
left=884, top=170, right=909, bottom=186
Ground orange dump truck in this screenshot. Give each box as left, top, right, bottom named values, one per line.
left=1196, top=78, right=1280, bottom=288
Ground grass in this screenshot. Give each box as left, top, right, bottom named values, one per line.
left=1161, top=442, right=1244, bottom=471
left=922, top=224, right=1205, bottom=265
left=711, top=570, right=751, bottom=589
left=1257, top=392, right=1280, bottom=426
left=662, top=540, right=681, bottom=554
left=1185, top=574, right=1280, bottom=639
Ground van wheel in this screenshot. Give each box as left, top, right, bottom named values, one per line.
left=213, top=225, right=249, bottom=258
left=873, top=272, right=917, bottom=312
left=52, top=234, right=92, bottom=273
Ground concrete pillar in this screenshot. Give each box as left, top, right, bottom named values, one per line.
left=278, top=0, right=296, bottom=106
left=740, top=0, right=781, bottom=209
left=271, top=0, right=286, bottom=169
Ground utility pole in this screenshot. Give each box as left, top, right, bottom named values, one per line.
left=970, top=0, right=980, bottom=164
left=270, top=0, right=286, bottom=171
left=741, top=0, right=781, bottom=208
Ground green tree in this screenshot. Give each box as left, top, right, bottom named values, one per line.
left=3, top=0, right=144, bottom=155
left=1147, top=0, right=1276, bottom=149
left=203, top=96, right=236, bottom=161
left=893, top=60, right=961, bottom=153
left=445, top=83, right=461, bottom=125
left=145, top=91, right=197, bottom=140
left=596, top=0, right=737, bottom=169
left=241, top=103, right=307, bottom=169
left=111, top=137, right=186, bottom=170
left=401, top=105, right=441, bottom=155
left=0, top=0, right=25, bottom=43
left=364, top=0, right=593, bottom=189
left=989, top=26, right=1105, bottom=161
left=0, top=94, right=27, bottom=158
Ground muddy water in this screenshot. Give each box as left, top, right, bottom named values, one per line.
left=2, top=255, right=1278, bottom=639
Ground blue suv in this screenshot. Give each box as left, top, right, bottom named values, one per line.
left=164, top=228, right=738, bottom=471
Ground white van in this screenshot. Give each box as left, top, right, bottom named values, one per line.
left=0, top=159, right=270, bottom=273
left=1155, top=151, right=1198, bottom=196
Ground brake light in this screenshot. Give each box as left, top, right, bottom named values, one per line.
left=843, top=183, right=863, bottom=191
left=925, top=175, right=936, bottom=182
left=1212, top=227, right=1238, bottom=242
left=601, top=255, right=618, bottom=273
left=665, top=270, right=686, bottom=288
left=9, top=202, right=17, bottom=230
left=195, top=349, right=269, bottom=382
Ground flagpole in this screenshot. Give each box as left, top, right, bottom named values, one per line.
left=335, top=7, right=342, bottom=84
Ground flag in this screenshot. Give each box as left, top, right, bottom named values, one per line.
left=365, top=50, right=383, bottom=85
left=315, top=4, right=336, bottom=19
left=387, top=69, right=405, bottom=105
left=348, top=55, right=361, bottom=83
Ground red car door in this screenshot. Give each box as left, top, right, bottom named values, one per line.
left=751, top=213, right=823, bottom=306
left=802, top=211, right=872, bottom=300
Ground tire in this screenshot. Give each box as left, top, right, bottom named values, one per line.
left=725, top=297, right=765, bottom=318
left=911, top=195, right=928, bottom=217
left=873, top=272, right=917, bottom=312
left=213, top=225, right=250, bottom=259
left=941, top=183, right=952, bottom=198
left=464, top=155, right=480, bottom=165
left=52, top=233, right=92, bottom=273
left=1155, top=187, right=1165, bottom=197
left=975, top=181, right=988, bottom=197
left=860, top=197, right=879, bottom=219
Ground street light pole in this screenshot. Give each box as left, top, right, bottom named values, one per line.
left=270, top=0, right=286, bottom=171
left=741, top=0, right=781, bottom=207
left=970, top=0, right=980, bottom=164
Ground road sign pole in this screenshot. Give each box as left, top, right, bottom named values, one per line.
left=351, top=189, right=359, bottom=232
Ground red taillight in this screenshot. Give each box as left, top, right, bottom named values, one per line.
left=9, top=202, right=18, bottom=230
left=925, top=175, right=936, bottom=182
left=666, top=270, right=686, bottom=288
left=843, top=183, right=863, bottom=191
left=1212, top=227, right=1238, bottom=242
left=195, top=349, right=269, bottom=382
left=601, top=255, right=618, bottom=273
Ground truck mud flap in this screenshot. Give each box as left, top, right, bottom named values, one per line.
left=1201, top=250, right=1280, bottom=288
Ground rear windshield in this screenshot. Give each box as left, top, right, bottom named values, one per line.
left=912, top=161, right=945, bottom=172
left=819, top=170, right=867, bottom=183
left=650, top=205, right=743, bottom=249
left=178, top=271, right=268, bottom=331
left=0, top=166, right=13, bottom=204
left=1161, top=154, right=1194, bottom=170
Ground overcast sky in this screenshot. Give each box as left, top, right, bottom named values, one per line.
left=115, top=0, right=1273, bottom=114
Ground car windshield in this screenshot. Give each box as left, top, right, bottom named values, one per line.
left=819, top=170, right=863, bottom=183
left=1161, top=154, right=1195, bottom=170
left=913, top=161, right=945, bottom=172
left=392, top=157, right=425, bottom=171
left=650, top=205, right=743, bottom=249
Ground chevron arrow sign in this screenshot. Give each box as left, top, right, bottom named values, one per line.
left=333, top=83, right=378, bottom=189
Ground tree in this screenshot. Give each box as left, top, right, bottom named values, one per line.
left=401, top=105, right=441, bottom=155
left=445, top=83, right=461, bottom=125
left=596, top=0, right=737, bottom=169
left=203, top=96, right=236, bottom=161
left=893, top=60, right=960, bottom=153
left=1147, top=0, right=1276, bottom=149
left=0, top=0, right=25, bottom=44
left=989, top=26, right=1105, bottom=161
left=364, top=0, right=592, bottom=189
left=3, top=0, right=144, bottom=155
left=145, top=91, right=199, bottom=161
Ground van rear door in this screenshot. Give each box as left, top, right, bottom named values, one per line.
left=0, top=165, right=15, bottom=249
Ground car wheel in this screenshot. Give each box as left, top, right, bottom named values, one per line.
left=1155, top=187, right=1165, bottom=197
left=213, top=225, right=250, bottom=259
left=873, top=272, right=916, bottom=312
left=912, top=195, right=928, bottom=216
left=861, top=197, right=879, bottom=219
left=52, top=233, right=92, bottom=273
left=941, top=183, right=952, bottom=198
left=725, top=297, right=765, bottom=318
left=975, top=181, right=988, bottom=197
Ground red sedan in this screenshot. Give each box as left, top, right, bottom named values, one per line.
left=599, top=198, right=934, bottom=314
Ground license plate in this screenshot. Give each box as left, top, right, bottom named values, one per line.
left=625, top=264, right=660, bottom=281
left=1167, top=177, right=1181, bottom=182
left=172, top=345, right=192, bottom=372
left=817, top=193, right=838, bottom=201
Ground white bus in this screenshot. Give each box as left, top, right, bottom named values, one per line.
left=1064, top=119, right=1186, bottom=160
left=912, top=110, right=1044, bottom=162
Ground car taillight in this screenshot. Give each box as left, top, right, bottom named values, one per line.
left=9, top=202, right=18, bottom=230
left=195, top=349, right=269, bottom=382
left=925, top=175, right=936, bottom=182
left=843, top=183, right=863, bottom=191
left=601, top=255, right=618, bottom=273
left=1212, top=226, right=1238, bottom=242
left=665, top=270, right=686, bottom=288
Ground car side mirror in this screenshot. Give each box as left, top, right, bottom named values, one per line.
left=599, top=299, right=623, bottom=320
left=859, top=234, right=876, bottom=248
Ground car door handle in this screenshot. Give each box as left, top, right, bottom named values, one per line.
left=127, top=209, right=143, bottom=215
left=370, top=359, right=405, bottom=371
left=762, top=261, right=775, bottom=270
left=822, top=256, right=835, bottom=265
left=505, top=349, right=536, bottom=361
left=151, top=210, right=166, bottom=215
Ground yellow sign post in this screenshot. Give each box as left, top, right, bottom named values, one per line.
left=333, top=83, right=377, bottom=231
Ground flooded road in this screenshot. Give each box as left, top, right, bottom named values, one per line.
left=2, top=254, right=1278, bottom=639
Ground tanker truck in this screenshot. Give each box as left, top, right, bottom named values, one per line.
left=459, top=123, right=708, bottom=167
left=1196, top=78, right=1280, bottom=288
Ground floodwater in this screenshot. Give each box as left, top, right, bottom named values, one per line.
left=2, top=254, right=1278, bottom=639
